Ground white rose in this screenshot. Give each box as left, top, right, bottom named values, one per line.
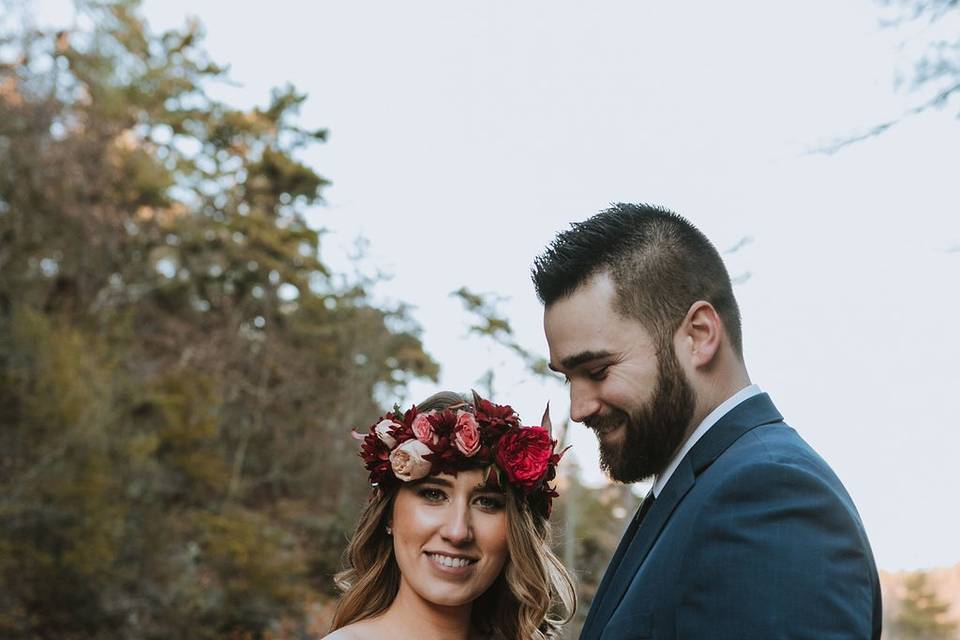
left=375, top=419, right=400, bottom=449
left=389, top=439, right=433, bottom=482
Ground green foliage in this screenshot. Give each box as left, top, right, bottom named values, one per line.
left=892, top=572, right=958, bottom=640
left=0, top=308, right=127, bottom=637
left=451, top=286, right=553, bottom=378
left=0, top=1, right=436, bottom=637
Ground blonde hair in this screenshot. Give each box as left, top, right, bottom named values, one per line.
left=331, top=392, right=576, bottom=639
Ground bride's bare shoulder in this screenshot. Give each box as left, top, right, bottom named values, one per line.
left=321, top=620, right=376, bottom=640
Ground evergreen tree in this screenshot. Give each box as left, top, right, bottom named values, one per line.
left=0, top=1, right=436, bottom=637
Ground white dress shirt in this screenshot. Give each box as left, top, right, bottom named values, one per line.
left=651, top=384, right=762, bottom=498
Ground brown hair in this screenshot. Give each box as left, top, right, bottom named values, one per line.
left=331, top=392, right=576, bottom=639
left=532, top=203, right=744, bottom=357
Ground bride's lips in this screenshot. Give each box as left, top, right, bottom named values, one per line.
left=424, top=551, right=479, bottom=576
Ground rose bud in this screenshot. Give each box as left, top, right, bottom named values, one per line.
left=375, top=419, right=401, bottom=449
left=389, top=439, right=433, bottom=482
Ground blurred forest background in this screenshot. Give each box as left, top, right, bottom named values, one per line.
left=1, top=1, right=958, bottom=638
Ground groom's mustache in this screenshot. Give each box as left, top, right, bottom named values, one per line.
left=583, top=409, right=629, bottom=434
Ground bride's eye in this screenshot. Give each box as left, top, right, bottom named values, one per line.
left=417, top=488, right=446, bottom=503
left=474, top=494, right=505, bottom=511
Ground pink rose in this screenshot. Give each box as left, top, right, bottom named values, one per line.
left=411, top=411, right=437, bottom=444
left=374, top=419, right=400, bottom=449
left=389, top=439, right=433, bottom=482
left=454, top=410, right=481, bottom=457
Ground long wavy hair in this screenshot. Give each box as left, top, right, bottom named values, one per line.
left=331, top=392, right=576, bottom=639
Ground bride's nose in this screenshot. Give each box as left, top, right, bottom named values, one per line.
left=439, top=503, right=474, bottom=544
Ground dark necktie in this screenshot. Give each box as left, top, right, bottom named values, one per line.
left=636, top=492, right=655, bottom=525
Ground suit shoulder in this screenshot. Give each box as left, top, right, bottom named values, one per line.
left=698, top=425, right=863, bottom=517
left=723, top=422, right=841, bottom=483
left=694, top=427, right=872, bottom=545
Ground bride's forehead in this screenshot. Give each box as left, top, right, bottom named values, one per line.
left=423, top=469, right=499, bottom=491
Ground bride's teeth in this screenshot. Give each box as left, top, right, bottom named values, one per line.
left=431, top=553, right=472, bottom=568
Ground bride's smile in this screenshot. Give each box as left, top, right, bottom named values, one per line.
left=391, top=471, right=509, bottom=608
left=425, top=552, right=477, bottom=571
left=327, top=391, right=574, bottom=639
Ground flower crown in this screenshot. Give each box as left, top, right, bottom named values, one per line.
left=355, top=391, right=567, bottom=517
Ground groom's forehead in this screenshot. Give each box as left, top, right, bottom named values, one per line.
left=544, top=290, right=636, bottom=344
left=545, top=299, right=655, bottom=372
left=545, top=308, right=629, bottom=371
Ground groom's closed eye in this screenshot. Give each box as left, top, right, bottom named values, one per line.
left=587, top=365, right=610, bottom=381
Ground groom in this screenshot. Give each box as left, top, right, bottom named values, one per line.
left=533, top=204, right=881, bottom=639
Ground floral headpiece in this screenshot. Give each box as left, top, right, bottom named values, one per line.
left=355, top=391, right=567, bottom=517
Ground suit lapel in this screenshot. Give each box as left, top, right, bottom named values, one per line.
left=581, top=393, right=784, bottom=639
left=583, top=460, right=696, bottom=636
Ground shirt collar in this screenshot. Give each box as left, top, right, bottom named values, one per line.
left=651, top=383, right=762, bottom=498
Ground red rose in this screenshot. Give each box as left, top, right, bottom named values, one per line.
left=494, top=426, right=554, bottom=491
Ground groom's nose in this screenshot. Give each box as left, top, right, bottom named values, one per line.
left=569, top=381, right=601, bottom=423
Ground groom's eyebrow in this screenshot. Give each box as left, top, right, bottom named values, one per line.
left=550, top=350, right=615, bottom=373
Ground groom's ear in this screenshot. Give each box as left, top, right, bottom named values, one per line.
left=677, top=300, right=722, bottom=370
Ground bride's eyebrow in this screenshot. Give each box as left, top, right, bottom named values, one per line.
left=420, top=477, right=453, bottom=488
left=472, top=483, right=504, bottom=494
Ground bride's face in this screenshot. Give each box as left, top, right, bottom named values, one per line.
left=390, top=469, right=509, bottom=609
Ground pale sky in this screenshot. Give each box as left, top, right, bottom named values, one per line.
left=34, top=0, right=960, bottom=571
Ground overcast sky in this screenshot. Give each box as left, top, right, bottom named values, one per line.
left=35, top=0, right=960, bottom=571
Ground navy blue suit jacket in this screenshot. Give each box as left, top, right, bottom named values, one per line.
left=579, top=393, right=882, bottom=639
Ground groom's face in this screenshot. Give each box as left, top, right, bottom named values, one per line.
left=544, top=272, right=696, bottom=483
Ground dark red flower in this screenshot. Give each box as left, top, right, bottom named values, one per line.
left=427, top=409, right=458, bottom=440
left=494, top=426, right=554, bottom=492
left=473, top=392, right=520, bottom=434
left=355, top=396, right=566, bottom=518
left=359, top=429, right=393, bottom=486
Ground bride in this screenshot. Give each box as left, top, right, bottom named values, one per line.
left=325, top=391, right=575, bottom=640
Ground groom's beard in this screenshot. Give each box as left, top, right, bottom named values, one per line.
left=588, top=347, right=696, bottom=484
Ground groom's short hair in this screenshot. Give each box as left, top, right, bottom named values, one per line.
left=532, top=203, right=743, bottom=357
